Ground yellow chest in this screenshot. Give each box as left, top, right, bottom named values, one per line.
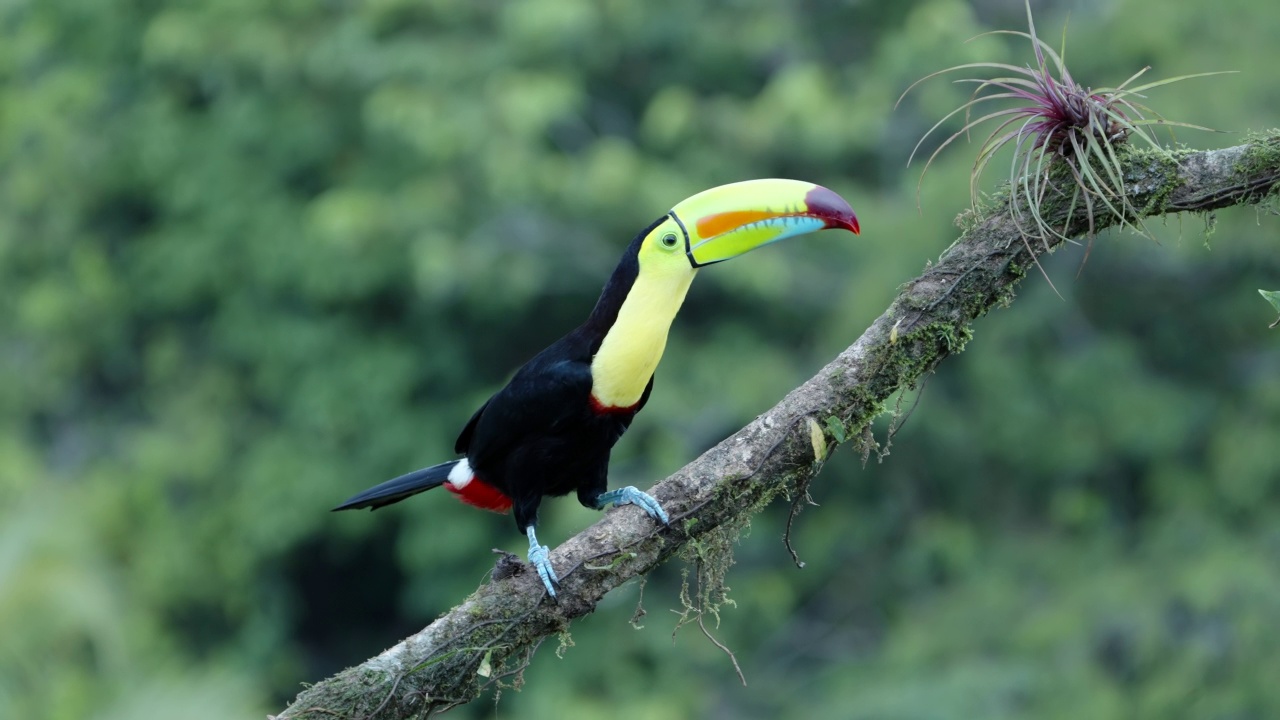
left=589, top=270, right=695, bottom=409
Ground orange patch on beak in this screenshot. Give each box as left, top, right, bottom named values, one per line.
left=694, top=210, right=780, bottom=240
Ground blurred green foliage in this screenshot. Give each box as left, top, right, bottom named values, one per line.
left=2, top=0, right=1278, bottom=718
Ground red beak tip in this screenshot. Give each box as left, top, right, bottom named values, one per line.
left=804, top=184, right=860, bottom=236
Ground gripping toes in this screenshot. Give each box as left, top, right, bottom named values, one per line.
left=525, top=527, right=559, bottom=597
left=599, top=486, right=670, bottom=525
left=528, top=544, right=559, bottom=597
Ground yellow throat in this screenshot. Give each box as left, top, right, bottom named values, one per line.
left=589, top=264, right=696, bottom=409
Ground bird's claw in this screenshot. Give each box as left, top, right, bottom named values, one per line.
left=525, top=527, right=560, bottom=597
left=598, top=486, right=670, bottom=525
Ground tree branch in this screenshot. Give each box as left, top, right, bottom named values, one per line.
left=276, top=135, right=1280, bottom=719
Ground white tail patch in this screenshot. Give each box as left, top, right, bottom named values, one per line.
left=447, top=458, right=473, bottom=489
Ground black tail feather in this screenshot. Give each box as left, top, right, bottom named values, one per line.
left=332, top=460, right=459, bottom=511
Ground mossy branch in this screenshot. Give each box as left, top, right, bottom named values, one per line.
left=275, top=134, right=1280, bottom=720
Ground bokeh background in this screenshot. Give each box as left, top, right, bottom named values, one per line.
left=3, top=0, right=1279, bottom=718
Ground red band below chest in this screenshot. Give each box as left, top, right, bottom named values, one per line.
left=589, top=395, right=639, bottom=416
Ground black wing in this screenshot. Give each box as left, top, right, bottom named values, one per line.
left=456, top=330, right=598, bottom=461
left=468, top=358, right=594, bottom=455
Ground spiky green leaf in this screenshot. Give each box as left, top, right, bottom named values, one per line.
left=1261, top=290, right=1280, bottom=328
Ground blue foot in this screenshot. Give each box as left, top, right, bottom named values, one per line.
left=526, top=526, right=559, bottom=597
left=596, top=486, right=670, bottom=525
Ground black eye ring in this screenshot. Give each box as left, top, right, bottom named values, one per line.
left=660, top=232, right=678, bottom=248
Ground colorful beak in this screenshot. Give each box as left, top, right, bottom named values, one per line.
left=669, top=179, right=860, bottom=267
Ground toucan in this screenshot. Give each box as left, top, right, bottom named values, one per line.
left=334, top=179, right=859, bottom=596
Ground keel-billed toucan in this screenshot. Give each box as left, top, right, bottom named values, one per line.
left=334, top=179, right=859, bottom=596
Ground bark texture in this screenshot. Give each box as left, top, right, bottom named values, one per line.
left=276, top=135, right=1280, bottom=719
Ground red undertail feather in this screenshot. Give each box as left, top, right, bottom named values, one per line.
left=446, top=476, right=513, bottom=513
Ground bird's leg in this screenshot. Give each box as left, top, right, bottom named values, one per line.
left=595, top=486, right=670, bottom=525
left=525, top=526, right=559, bottom=597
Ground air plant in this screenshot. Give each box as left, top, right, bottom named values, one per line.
left=898, top=0, right=1228, bottom=279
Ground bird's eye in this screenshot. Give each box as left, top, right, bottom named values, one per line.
left=660, top=232, right=679, bottom=249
